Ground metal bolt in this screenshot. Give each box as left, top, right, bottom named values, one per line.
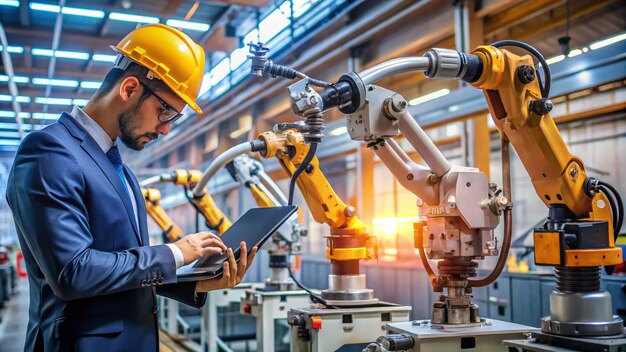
left=530, top=98, right=553, bottom=115
left=496, top=196, right=508, bottom=207
left=344, top=206, right=356, bottom=218
left=516, top=65, right=535, bottom=84
left=569, top=167, right=577, bottom=177
left=427, top=174, right=438, bottom=184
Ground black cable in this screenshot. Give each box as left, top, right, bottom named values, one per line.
left=183, top=187, right=222, bottom=232
left=600, top=185, right=619, bottom=237
left=598, top=181, right=624, bottom=239
left=287, top=143, right=318, bottom=205
left=491, top=40, right=551, bottom=99
left=287, top=264, right=335, bottom=308
left=599, top=181, right=624, bottom=232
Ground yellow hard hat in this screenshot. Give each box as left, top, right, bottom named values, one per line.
left=112, top=24, right=205, bottom=113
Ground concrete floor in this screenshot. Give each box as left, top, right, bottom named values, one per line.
left=0, top=278, right=28, bottom=352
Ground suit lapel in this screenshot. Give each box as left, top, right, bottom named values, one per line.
left=124, top=165, right=149, bottom=245
left=59, top=114, right=143, bottom=246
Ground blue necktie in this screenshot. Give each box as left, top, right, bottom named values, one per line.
left=106, top=145, right=138, bottom=232
left=106, top=145, right=129, bottom=192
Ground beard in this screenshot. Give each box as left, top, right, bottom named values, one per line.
left=118, top=101, right=159, bottom=151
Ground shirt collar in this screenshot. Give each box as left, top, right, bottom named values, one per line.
left=69, top=105, right=115, bottom=153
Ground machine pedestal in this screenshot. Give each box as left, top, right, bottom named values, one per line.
left=383, top=318, right=531, bottom=352
left=202, top=283, right=260, bottom=352
left=503, top=329, right=626, bottom=352
left=288, top=302, right=412, bottom=352
left=241, top=288, right=311, bottom=352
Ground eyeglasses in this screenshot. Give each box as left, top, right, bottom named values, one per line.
left=140, top=83, right=183, bottom=124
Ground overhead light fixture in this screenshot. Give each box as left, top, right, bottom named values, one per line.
left=0, top=131, right=22, bottom=139
left=0, top=111, right=30, bottom=118
left=545, top=55, right=565, bottom=65
left=0, top=45, right=24, bottom=54
left=198, top=72, right=212, bottom=96
left=29, top=2, right=59, bottom=12
left=329, top=126, right=347, bottom=136
left=29, top=2, right=105, bottom=18
left=0, top=139, right=22, bottom=146
left=0, top=75, right=29, bottom=84
left=32, top=113, right=60, bottom=120
left=0, top=122, right=41, bottom=130
left=567, top=49, right=583, bottom=58
left=32, top=78, right=79, bottom=88
left=80, top=81, right=102, bottom=89
left=35, top=97, right=72, bottom=105
left=32, top=48, right=90, bottom=60
left=61, top=6, right=104, bottom=18
left=590, top=32, right=626, bottom=50
left=166, top=19, right=210, bottom=32
left=92, top=54, right=117, bottom=62
left=229, top=114, right=252, bottom=139
left=409, top=89, right=450, bottom=106
left=0, top=122, right=46, bottom=131
left=0, top=95, right=31, bottom=103
left=0, top=0, right=18, bottom=7
left=109, top=12, right=159, bottom=24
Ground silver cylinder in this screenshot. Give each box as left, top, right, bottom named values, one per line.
left=423, top=48, right=464, bottom=80
left=542, top=290, right=625, bottom=337
left=328, top=274, right=367, bottom=291
left=321, top=274, right=375, bottom=301
left=550, top=291, right=614, bottom=322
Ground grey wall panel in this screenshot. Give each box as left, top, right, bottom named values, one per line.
left=511, top=278, right=541, bottom=327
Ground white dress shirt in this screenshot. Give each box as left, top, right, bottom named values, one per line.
left=68, top=106, right=184, bottom=268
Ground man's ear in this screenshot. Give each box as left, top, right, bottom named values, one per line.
left=118, top=76, right=141, bottom=102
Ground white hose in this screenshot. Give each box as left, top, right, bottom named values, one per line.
left=192, top=142, right=253, bottom=197
left=258, top=170, right=288, bottom=206
left=139, top=174, right=167, bottom=187
left=360, top=57, right=431, bottom=85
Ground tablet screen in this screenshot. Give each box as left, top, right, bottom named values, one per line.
left=194, top=205, right=298, bottom=268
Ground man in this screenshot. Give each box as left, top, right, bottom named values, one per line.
left=6, top=24, right=257, bottom=351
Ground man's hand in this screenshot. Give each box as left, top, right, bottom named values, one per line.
left=195, top=242, right=258, bottom=292
left=173, top=232, right=226, bottom=265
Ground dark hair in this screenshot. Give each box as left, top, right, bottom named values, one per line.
left=92, top=61, right=169, bottom=103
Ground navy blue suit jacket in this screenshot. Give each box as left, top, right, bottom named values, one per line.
left=6, top=113, right=206, bottom=351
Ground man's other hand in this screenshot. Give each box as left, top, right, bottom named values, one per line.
left=195, top=242, right=258, bottom=292
left=173, top=232, right=226, bottom=265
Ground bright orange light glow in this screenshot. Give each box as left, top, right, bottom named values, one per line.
left=372, top=216, right=421, bottom=262
left=371, top=216, right=421, bottom=225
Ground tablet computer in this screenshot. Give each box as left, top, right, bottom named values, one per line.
left=176, top=205, right=298, bottom=282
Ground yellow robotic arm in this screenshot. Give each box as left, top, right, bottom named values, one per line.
left=469, top=44, right=620, bottom=267
left=255, top=128, right=378, bottom=303
left=457, top=42, right=624, bottom=339
left=168, top=169, right=233, bottom=235
left=142, top=187, right=184, bottom=242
